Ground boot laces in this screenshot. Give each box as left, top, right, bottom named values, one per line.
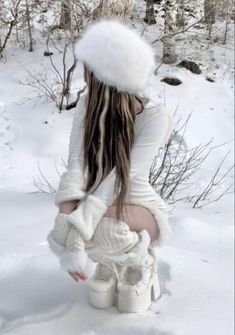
left=93, top=255, right=121, bottom=282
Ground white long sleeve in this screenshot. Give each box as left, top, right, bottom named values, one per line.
left=66, top=104, right=174, bottom=242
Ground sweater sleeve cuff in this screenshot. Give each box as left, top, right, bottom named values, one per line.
left=66, top=194, right=109, bottom=242
left=54, top=168, right=87, bottom=207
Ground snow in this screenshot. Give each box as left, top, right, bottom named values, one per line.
left=0, top=194, right=233, bottom=335
left=0, top=2, right=234, bottom=334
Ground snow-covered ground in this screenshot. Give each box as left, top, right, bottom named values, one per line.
left=0, top=192, right=233, bottom=335
left=0, top=2, right=234, bottom=335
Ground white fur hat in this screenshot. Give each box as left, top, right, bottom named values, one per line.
left=75, top=19, right=155, bottom=94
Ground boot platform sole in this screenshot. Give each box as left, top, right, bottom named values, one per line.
left=117, top=274, right=161, bottom=313
left=88, top=282, right=116, bottom=309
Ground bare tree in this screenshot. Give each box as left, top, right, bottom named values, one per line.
left=59, top=0, right=71, bottom=30
left=0, top=0, right=21, bottom=57
left=219, top=0, right=234, bottom=44
left=191, top=150, right=233, bottom=208
left=163, top=0, right=177, bottom=64
left=25, top=0, right=33, bottom=51
left=149, top=112, right=234, bottom=208
left=176, top=0, right=186, bottom=31
left=144, top=0, right=156, bottom=25
left=204, top=0, right=216, bottom=25
left=20, top=36, right=86, bottom=110
left=93, top=0, right=134, bottom=19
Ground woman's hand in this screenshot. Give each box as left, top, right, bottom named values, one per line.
left=68, top=271, right=88, bottom=282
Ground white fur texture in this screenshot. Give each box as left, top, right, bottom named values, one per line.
left=60, top=249, right=88, bottom=273
left=75, top=19, right=155, bottom=94
left=47, top=231, right=88, bottom=273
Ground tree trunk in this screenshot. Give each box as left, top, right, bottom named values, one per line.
left=144, top=0, right=156, bottom=25
left=0, top=0, right=21, bottom=58
left=60, top=0, right=71, bottom=30
left=204, top=0, right=216, bottom=24
left=221, top=0, right=233, bottom=43
left=176, top=0, right=186, bottom=31
left=26, top=0, right=33, bottom=52
left=163, top=0, right=177, bottom=64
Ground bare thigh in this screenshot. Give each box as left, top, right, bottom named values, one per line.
left=103, top=204, right=160, bottom=242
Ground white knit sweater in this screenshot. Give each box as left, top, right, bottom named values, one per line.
left=48, top=93, right=174, bottom=272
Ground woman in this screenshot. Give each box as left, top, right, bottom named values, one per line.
left=48, top=19, right=174, bottom=313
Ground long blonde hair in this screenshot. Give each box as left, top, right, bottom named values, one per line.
left=82, top=66, right=145, bottom=221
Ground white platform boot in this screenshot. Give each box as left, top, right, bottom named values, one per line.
left=85, top=216, right=137, bottom=309
left=116, top=230, right=161, bottom=313
left=88, top=263, right=117, bottom=309
left=85, top=218, right=161, bottom=312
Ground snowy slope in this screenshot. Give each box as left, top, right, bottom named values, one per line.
left=0, top=3, right=234, bottom=335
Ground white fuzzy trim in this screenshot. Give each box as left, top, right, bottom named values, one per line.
left=55, top=168, right=87, bottom=207
left=47, top=231, right=89, bottom=273
left=75, top=19, right=155, bottom=94
left=60, top=249, right=88, bottom=273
